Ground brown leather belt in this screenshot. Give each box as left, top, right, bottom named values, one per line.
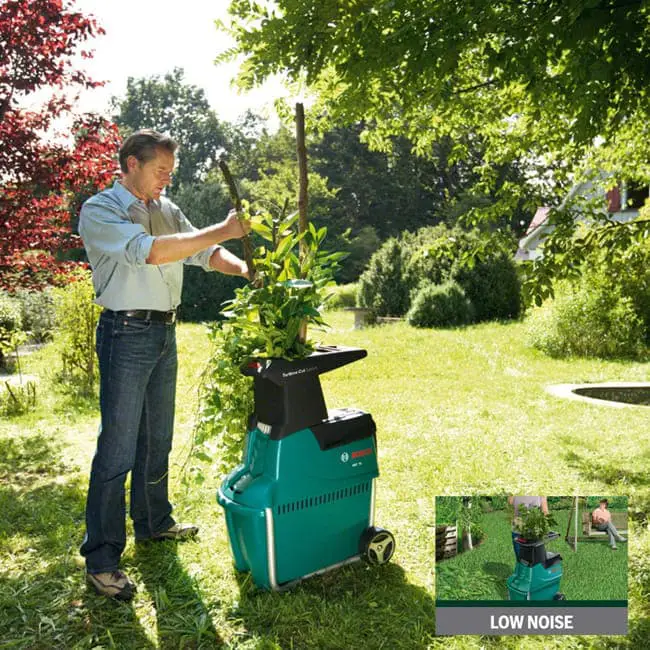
left=111, top=309, right=177, bottom=324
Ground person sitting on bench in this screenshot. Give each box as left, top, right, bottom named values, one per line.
left=592, top=499, right=626, bottom=550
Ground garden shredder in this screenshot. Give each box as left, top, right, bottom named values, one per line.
left=217, top=345, right=395, bottom=590
left=507, top=531, right=565, bottom=600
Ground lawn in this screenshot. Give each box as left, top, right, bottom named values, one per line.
left=1, top=310, right=650, bottom=648
left=436, top=508, right=628, bottom=601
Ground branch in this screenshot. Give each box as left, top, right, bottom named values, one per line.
left=217, top=159, right=256, bottom=284
left=453, top=79, right=497, bottom=95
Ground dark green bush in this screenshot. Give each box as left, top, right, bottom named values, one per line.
left=179, top=263, right=246, bottom=322
left=451, top=251, right=521, bottom=322
left=406, top=280, right=474, bottom=328
left=359, top=223, right=521, bottom=323
left=356, top=237, right=410, bottom=316
left=526, top=274, right=646, bottom=359
left=335, top=225, right=381, bottom=284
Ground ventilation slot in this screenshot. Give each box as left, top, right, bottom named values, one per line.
left=276, top=482, right=370, bottom=516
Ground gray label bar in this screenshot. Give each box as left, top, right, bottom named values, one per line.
left=436, top=606, right=628, bottom=636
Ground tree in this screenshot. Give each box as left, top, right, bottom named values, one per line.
left=219, top=1, right=650, bottom=302
left=0, top=0, right=120, bottom=290
left=111, top=68, right=230, bottom=192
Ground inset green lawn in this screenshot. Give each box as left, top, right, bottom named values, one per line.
left=436, top=509, right=628, bottom=601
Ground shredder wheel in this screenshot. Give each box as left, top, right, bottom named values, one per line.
left=359, top=526, right=395, bottom=565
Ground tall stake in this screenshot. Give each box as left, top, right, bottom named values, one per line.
left=296, top=103, right=308, bottom=256
left=295, top=102, right=309, bottom=342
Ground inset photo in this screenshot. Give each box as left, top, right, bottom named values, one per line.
left=435, top=496, right=628, bottom=636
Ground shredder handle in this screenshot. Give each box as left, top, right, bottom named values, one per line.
left=217, top=487, right=265, bottom=518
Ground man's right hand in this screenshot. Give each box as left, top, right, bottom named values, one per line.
left=223, top=209, right=252, bottom=240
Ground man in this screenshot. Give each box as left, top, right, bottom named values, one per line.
left=592, top=498, right=626, bottom=550
left=78, top=129, right=251, bottom=601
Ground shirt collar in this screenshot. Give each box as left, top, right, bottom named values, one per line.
left=111, top=180, right=140, bottom=212
left=111, top=180, right=163, bottom=212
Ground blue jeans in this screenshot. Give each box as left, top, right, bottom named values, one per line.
left=80, top=311, right=178, bottom=573
left=512, top=531, right=520, bottom=560
left=595, top=521, right=624, bottom=547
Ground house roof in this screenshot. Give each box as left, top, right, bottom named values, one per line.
left=525, top=206, right=551, bottom=235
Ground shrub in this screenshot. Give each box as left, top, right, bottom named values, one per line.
left=14, top=288, right=56, bottom=342
left=193, top=210, right=343, bottom=476
left=451, top=251, right=521, bottom=322
left=403, top=224, right=469, bottom=293
left=356, top=237, right=410, bottom=316
left=406, top=280, right=474, bottom=328
left=325, top=283, right=358, bottom=310
left=526, top=274, right=646, bottom=359
left=179, top=262, right=246, bottom=322
left=52, top=269, right=102, bottom=395
left=405, top=225, right=520, bottom=321
left=0, top=380, right=37, bottom=417
left=518, top=507, right=557, bottom=541
left=335, top=225, right=381, bottom=284
left=0, top=292, right=24, bottom=370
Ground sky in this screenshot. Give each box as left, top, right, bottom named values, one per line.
left=69, top=0, right=286, bottom=126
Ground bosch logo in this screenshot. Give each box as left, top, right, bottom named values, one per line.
left=340, top=452, right=349, bottom=463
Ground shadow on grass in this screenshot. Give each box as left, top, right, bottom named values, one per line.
left=482, top=561, right=512, bottom=599
left=231, top=561, right=436, bottom=649
left=562, top=448, right=650, bottom=525
left=0, top=429, right=154, bottom=648
left=134, top=540, right=223, bottom=649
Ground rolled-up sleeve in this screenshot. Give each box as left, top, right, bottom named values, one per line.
left=173, top=205, right=220, bottom=272
left=79, top=198, right=155, bottom=267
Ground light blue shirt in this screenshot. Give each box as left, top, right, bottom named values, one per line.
left=79, top=181, right=219, bottom=311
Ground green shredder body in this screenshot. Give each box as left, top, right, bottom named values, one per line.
left=217, top=346, right=383, bottom=590
left=507, top=533, right=563, bottom=600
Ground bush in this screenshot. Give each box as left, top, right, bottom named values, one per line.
left=14, top=289, right=56, bottom=342
left=179, top=263, right=246, bottom=322
left=406, top=281, right=474, bottom=328
left=526, top=273, right=647, bottom=359
left=52, top=269, right=102, bottom=394
left=356, top=237, right=410, bottom=316
left=358, top=223, right=521, bottom=323
left=0, top=292, right=24, bottom=370
left=325, top=283, right=358, bottom=310
left=451, top=251, right=521, bottom=322
left=0, top=380, right=37, bottom=417
left=335, top=226, right=382, bottom=284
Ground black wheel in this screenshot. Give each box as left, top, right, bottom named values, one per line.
left=359, top=526, right=395, bottom=565
left=553, top=592, right=566, bottom=601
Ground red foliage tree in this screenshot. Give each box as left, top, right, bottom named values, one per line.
left=0, top=0, right=120, bottom=290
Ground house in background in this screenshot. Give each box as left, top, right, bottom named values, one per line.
left=515, top=179, right=648, bottom=261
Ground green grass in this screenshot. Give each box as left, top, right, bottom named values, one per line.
left=436, top=509, right=628, bottom=601
left=1, top=311, right=650, bottom=648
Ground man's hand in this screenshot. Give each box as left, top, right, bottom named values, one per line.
left=223, top=209, right=252, bottom=240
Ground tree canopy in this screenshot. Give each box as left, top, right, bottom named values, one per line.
left=221, top=0, right=650, bottom=302
left=112, top=68, right=230, bottom=192
left=0, top=0, right=119, bottom=289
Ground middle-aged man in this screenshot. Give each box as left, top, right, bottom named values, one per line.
left=78, top=129, right=251, bottom=601
left=592, top=498, right=627, bottom=550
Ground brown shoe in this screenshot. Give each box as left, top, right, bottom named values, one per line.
left=86, top=570, right=136, bottom=601
left=152, top=522, right=199, bottom=541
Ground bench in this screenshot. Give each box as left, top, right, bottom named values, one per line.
left=582, top=511, right=628, bottom=538
left=344, top=307, right=372, bottom=329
